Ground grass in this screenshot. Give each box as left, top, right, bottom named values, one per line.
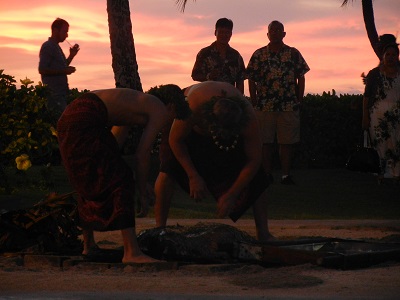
left=1, top=160, right=400, bottom=220
left=266, top=169, right=400, bottom=219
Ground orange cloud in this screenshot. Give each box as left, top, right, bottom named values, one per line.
left=0, top=0, right=399, bottom=95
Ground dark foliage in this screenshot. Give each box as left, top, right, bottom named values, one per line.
left=295, top=91, right=363, bottom=169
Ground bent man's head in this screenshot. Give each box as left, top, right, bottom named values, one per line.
left=147, top=84, right=191, bottom=120
left=202, top=96, right=249, bottom=140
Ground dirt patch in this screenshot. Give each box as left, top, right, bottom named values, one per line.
left=1, top=219, right=400, bottom=299
left=228, top=265, right=324, bottom=289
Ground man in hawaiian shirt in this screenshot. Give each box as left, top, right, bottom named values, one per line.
left=191, top=18, right=246, bottom=93
left=246, top=20, right=310, bottom=185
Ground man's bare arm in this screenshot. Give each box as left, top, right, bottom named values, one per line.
left=169, top=118, right=209, bottom=200
left=217, top=108, right=262, bottom=217
left=248, top=80, right=258, bottom=107
left=135, top=102, right=168, bottom=200
left=297, top=76, right=305, bottom=102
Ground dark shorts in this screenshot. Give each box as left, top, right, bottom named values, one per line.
left=159, top=130, right=269, bottom=222
left=57, top=93, right=136, bottom=231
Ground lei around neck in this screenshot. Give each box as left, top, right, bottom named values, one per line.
left=199, top=93, right=250, bottom=151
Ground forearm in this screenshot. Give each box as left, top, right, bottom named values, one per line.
left=227, top=118, right=262, bottom=196
left=236, top=80, right=244, bottom=94
left=227, top=162, right=259, bottom=197
left=67, top=46, right=79, bottom=65
left=362, top=96, right=370, bottom=129
left=66, top=56, right=74, bottom=66
left=297, top=76, right=305, bottom=102
left=171, top=140, right=200, bottom=180
left=39, top=68, right=68, bottom=76
left=363, top=96, right=370, bottom=116
left=191, top=58, right=207, bottom=82
left=248, top=80, right=258, bottom=106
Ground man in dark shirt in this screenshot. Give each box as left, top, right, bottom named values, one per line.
left=39, top=18, right=80, bottom=120
left=191, top=18, right=245, bottom=93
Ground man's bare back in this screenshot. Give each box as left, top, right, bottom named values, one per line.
left=183, top=82, right=254, bottom=135
left=92, top=88, right=169, bottom=128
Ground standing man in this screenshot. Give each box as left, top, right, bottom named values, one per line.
left=191, top=18, right=245, bottom=93
left=154, top=81, right=273, bottom=242
left=39, top=18, right=80, bottom=121
left=57, top=85, right=190, bottom=263
left=246, top=20, right=310, bottom=185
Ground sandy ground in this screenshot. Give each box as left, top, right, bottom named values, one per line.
left=1, top=218, right=400, bottom=299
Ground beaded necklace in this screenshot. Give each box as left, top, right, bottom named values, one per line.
left=211, top=131, right=239, bottom=152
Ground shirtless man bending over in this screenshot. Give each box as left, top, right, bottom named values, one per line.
left=155, top=81, right=273, bottom=241
left=57, top=85, right=190, bottom=263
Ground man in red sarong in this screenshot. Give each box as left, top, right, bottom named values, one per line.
left=155, top=81, right=273, bottom=241
left=57, top=85, right=190, bottom=263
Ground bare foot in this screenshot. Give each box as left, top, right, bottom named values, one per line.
left=82, top=244, right=100, bottom=256
left=258, top=233, right=277, bottom=243
left=122, top=253, right=161, bottom=264
left=136, top=208, right=148, bottom=218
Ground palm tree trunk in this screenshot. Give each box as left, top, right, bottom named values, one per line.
left=342, top=0, right=380, bottom=60
left=107, top=0, right=143, bottom=91
left=361, top=0, right=380, bottom=60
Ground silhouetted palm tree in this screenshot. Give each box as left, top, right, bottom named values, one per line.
left=106, top=0, right=143, bottom=153
left=176, top=0, right=195, bottom=12
left=342, top=0, right=382, bottom=60
left=107, top=0, right=142, bottom=91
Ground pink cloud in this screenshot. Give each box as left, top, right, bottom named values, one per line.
left=0, top=0, right=399, bottom=95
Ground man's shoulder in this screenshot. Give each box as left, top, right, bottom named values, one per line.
left=198, top=42, right=216, bottom=53
left=282, top=44, right=305, bottom=56
left=96, top=88, right=166, bottom=115
left=40, top=39, right=59, bottom=53
left=282, top=44, right=297, bottom=51
left=254, top=45, right=269, bottom=52
left=250, top=45, right=269, bottom=57
left=227, top=45, right=243, bottom=56
left=41, top=38, right=57, bottom=47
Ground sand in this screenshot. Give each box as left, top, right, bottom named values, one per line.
left=1, top=218, right=400, bottom=299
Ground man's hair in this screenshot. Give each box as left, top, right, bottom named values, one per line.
left=215, top=18, right=233, bottom=31
left=268, top=20, right=284, bottom=32
left=213, top=98, right=243, bottom=129
left=147, top=84, right=191, bottom=120
left=51, top=18, right=69, bottom=30
left=200, top=96, right=249, bottom=140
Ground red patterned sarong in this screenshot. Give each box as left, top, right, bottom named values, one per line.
left=57, top=93, right=135, bottom=231
left=160, top=130, right=269, bottom=222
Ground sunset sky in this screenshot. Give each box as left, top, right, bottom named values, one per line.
left=0, top=0, right=399, bottom=96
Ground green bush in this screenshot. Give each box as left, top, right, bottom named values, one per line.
left=0, top=70, right=58, bottom=168
left=0, top=70, right=365, bottom=189
left=296, top=90, right=363, bottom=168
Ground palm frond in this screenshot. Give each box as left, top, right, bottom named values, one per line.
left=175, top=0, right=196, bottom=12
left=341, top=0, right=352, bottom=7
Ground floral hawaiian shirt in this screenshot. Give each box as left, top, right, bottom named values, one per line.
left=246, top=44, right=310, bottom=111
left=191, top=41, right=245, bottom=86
